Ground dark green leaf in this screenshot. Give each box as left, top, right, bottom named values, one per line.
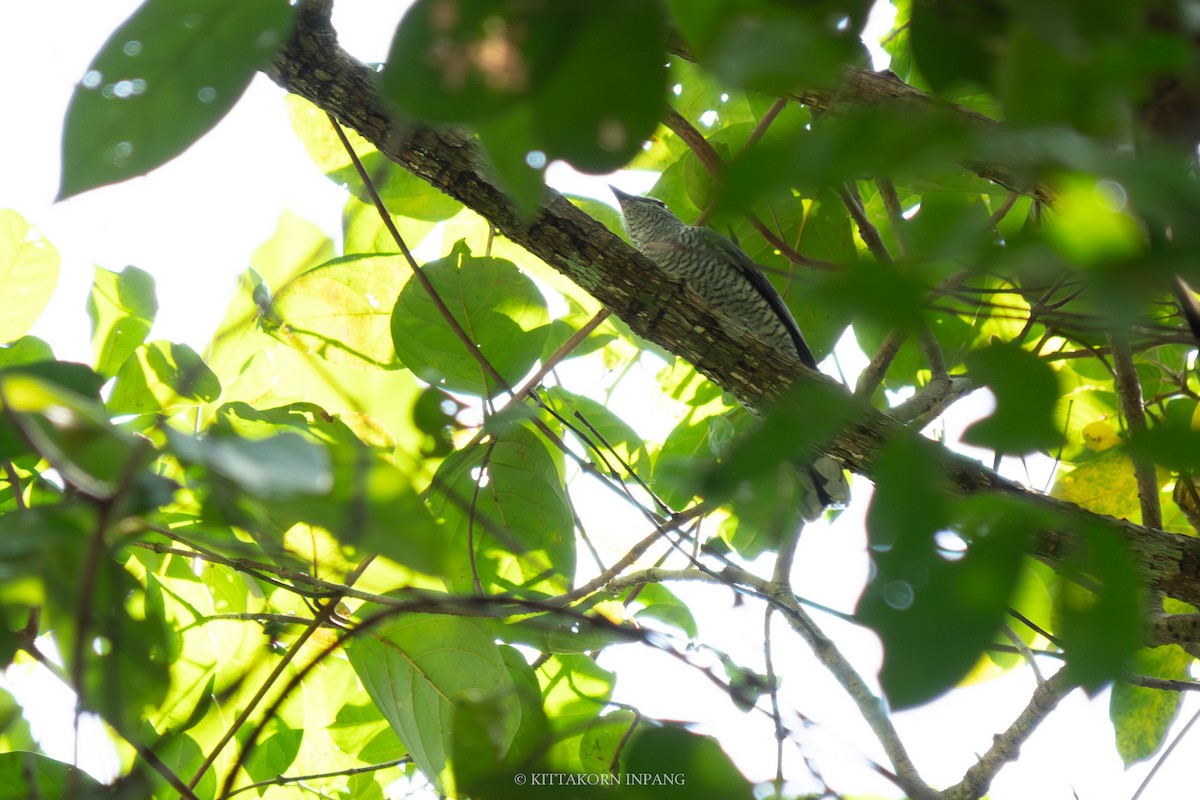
left=962, top=343, right=1063, bottom=454
left=60, top=0, right=294, bottom=198
left=1057, top=517, right=1142, bottom=693
left=0, top=752, right=105, bottom=799
left=532, top=0, right=669, bottom=173
left=859, top=495, right=1039, bottom=709
left=622, top=725, right=753, bottom=800
left=382, top=0, right=588, bottom=123
left=391, top=240, right=549, bottom=397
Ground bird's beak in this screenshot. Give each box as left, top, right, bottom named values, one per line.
left=609, top=184, right=634, bottom=202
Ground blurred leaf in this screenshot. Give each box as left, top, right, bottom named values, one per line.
left=59, top=0, right=294, bottom=197
left=268, top=254, right=408, bottom=369
left=1057, top=517, right=1142, bottom=693
left=0, top=338, right=54, bottom=369
left=962, top=343, right=1063, bottom=454
left=532, top=0, right=668, bottom=173
left=107, top=340, right=221, bottom=415
left=860, top=495, right=1039, bottom=709
left=168, top=426, right=331, bottom=499
left=909, top=0, right=999, bottom=94
left=382, top=0, right=587, bottom=123
left=476, top=106, right=549, bottom=217
left=87, top=265, right=156, bottom=378
left=622, top=725, right=753, bottom=800
left=0, top=752, right=106, bottom=799
left=391, top=240, right=549, bottom=397
left=1111, top=644, right=1190, bottom=765
left=0, top=372, right=145, bottom=493
left=669, top=0, right=872, bottom=93
left=347, top=612, right=520, bottom=795
left=0, top=210, right=59, bottom=343
left=1041, top=176, right=1145, bottom=266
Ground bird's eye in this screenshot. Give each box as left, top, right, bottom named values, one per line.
left=650, top=198, right=666, bottom=208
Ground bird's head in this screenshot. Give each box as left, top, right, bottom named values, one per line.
left=609, top=185, right=686, bottom=250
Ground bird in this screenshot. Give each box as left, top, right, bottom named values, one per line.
left=610, top=185, right=849, bottom=519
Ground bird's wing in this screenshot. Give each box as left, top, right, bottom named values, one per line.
left=690, top=226, right=819, bottom=369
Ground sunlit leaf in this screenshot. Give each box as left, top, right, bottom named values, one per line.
left=269, top=254, right=408, bottom=369
left=347, top=612, right=521, bottom=795
left=0, top=210, right=59, bottom=343
left=107, top=340, right=221, bottom=414
left=88, top=265, right=156, bottom=378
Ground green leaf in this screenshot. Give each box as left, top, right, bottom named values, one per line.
left=168, top=426, right=332, bottom=499
left=476, top=107, right=550, bottom=218
left=0, top=210, right=59, bottom=343
left=0, top=372, right=145, bottom=493
left=962, top=343, right=1063, bottom=455
left=669, top=0, right=871, bottom=95
left=391, top=240, right=549, bottom=397
left=1057, top=518, right=1142, bottom=693
left=629, top=584, right=698, bottom=639
left=532, top=0, right=669, bottom=173
left=381, top=0, right=588, bottom=123
left=1111, top=644, right=1190, bottom=765
left=107, top=340, right=221, bottom=415
left=87, top=265, right=157, bottom=377
left=622, top=725, right=753, bottom=800
left=542, top=386, right=650, bottom=474
left=0, top=752, right=105, bottom=799
left=430, top=424, right=574, bottom=595
left=0, top=337, right=54, bottom=369
left=859, top=495, right=1039, bottom=709
left=59, top=0, right=294, bottom=198
left=268, top=254, right=409, bottom=369
left=347, top=612, right=521, bottom=795
left=243, top=725, right=303, bottom=786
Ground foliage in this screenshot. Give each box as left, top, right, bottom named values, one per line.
left=6, top=0, right=1200, bottom=797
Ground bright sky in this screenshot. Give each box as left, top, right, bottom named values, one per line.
left=2, top=2, right=1198, bottom=799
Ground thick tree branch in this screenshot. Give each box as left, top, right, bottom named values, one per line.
left=264, top=4, right=1200, bottom=612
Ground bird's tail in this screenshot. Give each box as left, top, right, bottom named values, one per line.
left=799, top=456, right=851, bottom=521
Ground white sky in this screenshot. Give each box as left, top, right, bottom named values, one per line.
left=2, top=2, right=1198, bottom=799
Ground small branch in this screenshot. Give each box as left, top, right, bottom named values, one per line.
left=837, top=183, right=893, bottom=266
left=1109, top=333, right=1162, bottom=530
left=942, top=668, right=1077, bottom=800
left=876, top=177, right=907, bottom=258
left=551, top=504, right=713, bottom=605
left=854, top=330, right=906, bottom=399
left=226, top=757, right=411, bottom=797
left=890, top=375, right=979, bottom=428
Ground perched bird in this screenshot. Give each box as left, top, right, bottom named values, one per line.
left=610, top=185, right=849, bottom=518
